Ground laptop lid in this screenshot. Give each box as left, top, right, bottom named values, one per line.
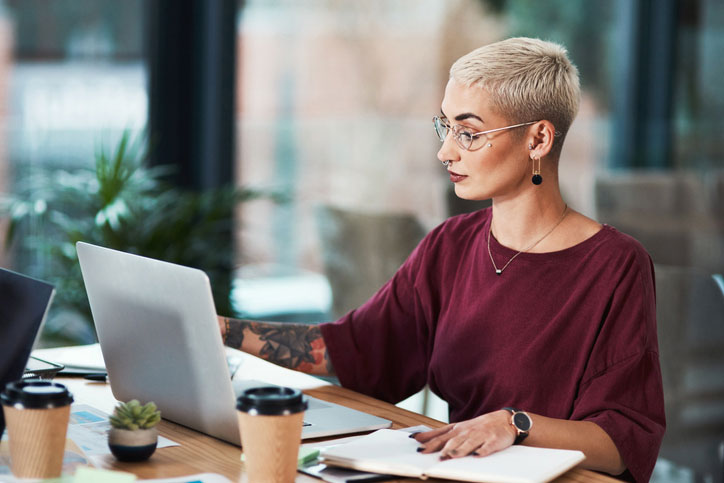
left=76, top=242, right=390, bottom=446
left=0, top=268, right=55, bottom=434
left=76, top=242, right=241, bottom=444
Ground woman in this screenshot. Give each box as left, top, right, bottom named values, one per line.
left=219, top=37, right=665, bottom=482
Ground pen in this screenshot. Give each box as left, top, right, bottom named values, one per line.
left=83, top=373, right=108, bottom=382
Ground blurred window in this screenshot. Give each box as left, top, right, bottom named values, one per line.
left=673, top=0, right=724, bottom=170
left=0, top=0, right=146, bottom=343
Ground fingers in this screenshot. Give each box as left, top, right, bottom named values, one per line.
left=417, top=425, right=475, bottom=457
left=440, top=434, right=481, bottom=459
left=437, top=431, right=510, bottom=460
left=412, top=413, right=515, bottom=460
left=473, top=442, right=493, bottom=457
left=412, top=424, right=454, bottom=443
left=417, top=434, right=449, bottom=454
left=415, top=425, right=458, bottom=455
left=472, top=435, right=510, bottom=458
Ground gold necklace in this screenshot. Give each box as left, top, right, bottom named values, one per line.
left=487, top=205, right=569, bottom=275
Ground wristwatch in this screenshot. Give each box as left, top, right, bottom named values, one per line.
left=502, top=407, right=532, bottom=445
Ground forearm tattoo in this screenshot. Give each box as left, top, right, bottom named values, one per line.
left=224, top=317, right=245, bottom=350
left=252, top=323, right=320, bottom=372
left=222, top=317, right=335, bottom=376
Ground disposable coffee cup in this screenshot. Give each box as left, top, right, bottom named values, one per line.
left=237, top=386, right=308, bottom=483
left=1, top=380, right=74, bottom=479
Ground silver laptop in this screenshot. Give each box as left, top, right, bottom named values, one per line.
left=76, top=242, right=390, bottom=445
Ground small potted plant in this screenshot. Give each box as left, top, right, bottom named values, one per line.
left=108, top=399, right=161, bottom=462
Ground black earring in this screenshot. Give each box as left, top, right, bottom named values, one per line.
left=532, top=156, right=542, bottom=185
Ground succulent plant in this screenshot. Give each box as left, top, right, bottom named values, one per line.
left=109, top=400, right=161, bottom=431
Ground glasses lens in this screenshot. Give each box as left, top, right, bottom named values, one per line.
left=433, top=117, right=448, bottom=142
left=453, top=125, right=474, bottom=150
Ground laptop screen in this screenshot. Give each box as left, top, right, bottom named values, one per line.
left=0, top=268, right=55, bottom=434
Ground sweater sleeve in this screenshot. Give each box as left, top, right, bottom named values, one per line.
left=320, top=232, right=436, bottom=404
left=570, top=245, right=666, bottom=482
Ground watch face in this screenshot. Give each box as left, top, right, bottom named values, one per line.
left=513, top=412, right=532, bottom=431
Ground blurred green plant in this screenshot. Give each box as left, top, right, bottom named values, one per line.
left=0, top=131, right=282, bottom=346
left=110, top=399, right=161, bottom=430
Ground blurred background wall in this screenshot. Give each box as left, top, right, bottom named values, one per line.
left=0, top=0, right=722, bottom=481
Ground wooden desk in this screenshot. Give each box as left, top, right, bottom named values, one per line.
left=60, top=377, right=618, bottom=482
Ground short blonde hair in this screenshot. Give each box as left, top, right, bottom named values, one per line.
left=450, top=37, right=580, bottom=151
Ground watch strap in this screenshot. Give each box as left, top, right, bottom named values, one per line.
left=513, top=430, right=528, bottom=445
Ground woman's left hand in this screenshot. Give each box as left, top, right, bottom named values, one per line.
left=412, top=409, right=517, bottom=459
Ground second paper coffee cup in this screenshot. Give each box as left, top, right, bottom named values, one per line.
left=1, top=380, right=74, bottom=479
left=236, top=386, right=308, bottom=483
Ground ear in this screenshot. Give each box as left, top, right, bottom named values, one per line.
left=527, top=120, right=556, bottom=159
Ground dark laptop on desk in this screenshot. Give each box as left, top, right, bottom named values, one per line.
left=76, top=242, right=391, bottom=446
left=0, top=268, right=56, bottom=435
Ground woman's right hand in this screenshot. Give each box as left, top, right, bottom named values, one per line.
left=412, top=410, right=516, bottom=459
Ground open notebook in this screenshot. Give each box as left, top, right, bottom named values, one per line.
left=320, top=429, right=586, bottom=483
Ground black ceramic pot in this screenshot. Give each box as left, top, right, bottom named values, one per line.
left=108, top=427, right=158, bottom=462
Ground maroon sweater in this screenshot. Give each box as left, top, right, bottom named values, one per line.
left=321, top=208, right=665, bottom=482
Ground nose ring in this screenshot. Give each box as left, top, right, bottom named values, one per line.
left=442, top=160, right=451, bottom=167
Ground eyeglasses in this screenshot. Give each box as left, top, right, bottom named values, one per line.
left=432, top=116, right=538, bottom=151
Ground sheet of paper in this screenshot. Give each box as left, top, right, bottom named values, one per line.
left=301, top=426, right=431, bottom=459
left=225, top=346, right=331, bottom=390
left=68, top=404, right=178, bottom=456
left=302, top=435, right=364, bottom=451
left=32, top=344, right=107, bottom=371
left=323, top=430, right=439, bottom=474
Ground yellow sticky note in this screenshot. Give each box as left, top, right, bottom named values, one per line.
left=73, top=466, right=136, bottom=483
